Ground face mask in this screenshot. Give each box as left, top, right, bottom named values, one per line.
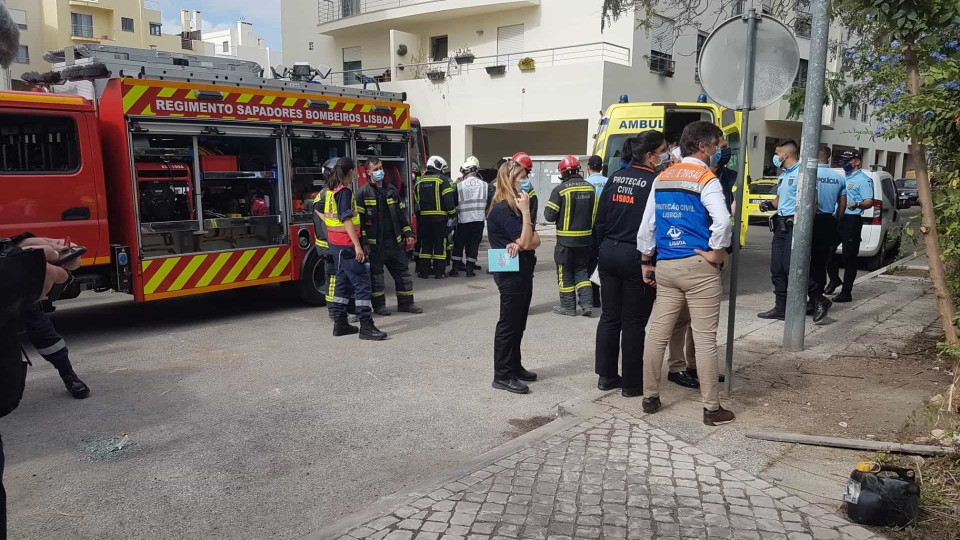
left=520, top=180, right=533, bottom=193
left=709, top=146, right=723, bottom=167
left=371, top=170, right=385, bottom=182
left=842, top=162, right=855, bottom=174
left=717, top=148, right=732, bottom=167
left=772, top=155, right=783, bottom=168
left=660, top=152, right=671, bottom=165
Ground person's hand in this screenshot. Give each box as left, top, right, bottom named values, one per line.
left=43, top=264, right=70, bottom=297
left=642, top=263, right=657, bottom=287
left=506, top=243, right=520, bottom=257
left=516, top=191, right=531, bottom=215
left=363, top=245, right=371, bottom=256
left=695, top=248, right=726, bottom=267
left=405, top=236, right=415, bottom=249
left=848, top=202, right=860, bottom=210
left=354, top=244, right=366, bottom=263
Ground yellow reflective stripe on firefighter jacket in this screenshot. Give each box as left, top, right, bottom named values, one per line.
left=415, top=174, right=458, bottom=219
left=312, top=188, right=330, bottom=251
left=320, top=185, right=362, bottom=246
left=543, top=174, right=598, bottom=248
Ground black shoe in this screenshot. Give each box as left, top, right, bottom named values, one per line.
left=417, top=271, right=430, bottom=279
left=434, top=272, right=447, bottom=279
left=333, top=315, right=360, bottom=336
left=757, top=308, right=785, bottom=320
left=598, top=376, right=621, bottom=390
left=374, top=305, right=392, bottom=316
left=60, top=370, right=90, bottom=399
left=359, top=318, right=387, bottom=341
left=448, top=268, right=459, bottom=277
left=621, top=386, right=643, bottom=398
left=397, top=303, right=423, bottom=314
left=641, top=397, right=662, bottom=414
left=552, top=305, right=578, bottom=316
left=813, top=298, right=832, bottom=324
left=515, top=367, right=538, bottom=381
left=806, top=302, right=815, bottom=316
left=686, top=368, right=699, bottom=380
left=667, top=371, right=701, bottom=389
left=824, top=280, right=841, bottom=296
left=492, top=378, right=529, bottom=394
left=833, top=292, right=853, bottom=303
left=465, top=266, right=476, bottom=277
left=581, top=308, right=593, bottom=317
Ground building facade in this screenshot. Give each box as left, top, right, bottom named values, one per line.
left=7, top=0, right=210, bottom=89
left=280, top=0, right=911, bottom=177
left=199, top=13, right=283, bottom=70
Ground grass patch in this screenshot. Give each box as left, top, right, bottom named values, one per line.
left=878, top=452, right=960, bottom=540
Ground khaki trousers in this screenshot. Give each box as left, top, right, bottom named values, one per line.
left=643, top=255, right=722, bottom=411
left=667, top=304, right=696, bottom=373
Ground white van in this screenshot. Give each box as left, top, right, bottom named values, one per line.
left=835, top=168, right=904, bottom=270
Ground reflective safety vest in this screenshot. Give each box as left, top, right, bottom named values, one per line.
left=320, top=185, right=361, bottom=246
left=654, top=163, right=715, bottom=261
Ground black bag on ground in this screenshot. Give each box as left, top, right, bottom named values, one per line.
left=844, top=465, right=920, bottom=527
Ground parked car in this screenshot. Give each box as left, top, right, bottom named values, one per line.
left=744, top=177, right=779, bottom=223
left=895, top=178, right=919, bottom=207
left=836, top=169, right=905, bottom=270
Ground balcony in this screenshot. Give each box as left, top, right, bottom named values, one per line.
left=317, top=0, right=540, bottom=34
left=323, top=42, right=630, bottom=87
left=71, top=24, right=113, bottom=42
left=68, top=0, right=114, bottom=10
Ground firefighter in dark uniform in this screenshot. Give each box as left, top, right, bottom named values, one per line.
left=414, top=156, right=457, bottom=279
left=313, top=159, right=355, bottom=318
left=543, top=155, right=598, bottom=317
left=319, top=157, right=387, bottom=340
left=356, top=157, right=423, bottom=316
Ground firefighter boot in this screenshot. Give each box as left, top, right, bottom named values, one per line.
left=59, top=369, right=90, bottom=399
left=465, top=263, right=477, bottom=277
left=397, top=297, right=424, bottom=314
left=373, top=296, right=392, bottom=316
left=359, top=318, right=388, bottom=341
left=433, top=260, right=447, bottom=279
left=333, top=314, right=360, bottom=336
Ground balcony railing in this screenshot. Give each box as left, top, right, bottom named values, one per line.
left=319, top=0, right=520, bottom=24
left=71, top=24, right=113, bottom=41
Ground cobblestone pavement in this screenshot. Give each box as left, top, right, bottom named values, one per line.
left=332, top=409, right=882, bottom=540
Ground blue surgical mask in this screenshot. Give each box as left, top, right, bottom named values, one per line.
left=717, top=148, right=732, bottom=167
left=660, top=152, right=671, bottom=165
left=842, top=162, right=855, bottom=174
left=772, top=155, right=783, bottom=168
left=520, top=180, right=533, bottom=193
left=371, top=170, right=385, bottom=182
left=709, top=146, right=723, bottom=166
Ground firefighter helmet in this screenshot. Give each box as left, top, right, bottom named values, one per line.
left=558, top=155, right=581, bottom=175
left=511, top=151, right=533, bottom=172
left=460, top=156, right=480, bottom=174
left=426, top=155, right=448, bottom=172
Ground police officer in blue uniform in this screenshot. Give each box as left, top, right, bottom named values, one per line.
left=810, top=145, right=847, bottom=321
left=758, top=140, right=801, bottom=320
left=826, top=150, right=874, bottom=302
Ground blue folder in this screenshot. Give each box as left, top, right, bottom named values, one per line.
left=487, top=249, right=519, bottom=272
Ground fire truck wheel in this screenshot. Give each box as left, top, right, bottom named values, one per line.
left=298, top=250, right=328, bottom=306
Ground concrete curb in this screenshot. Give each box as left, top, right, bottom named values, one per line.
left=852, top=251, right=922, bottom=285
left=306, top=395, right=610, bottom=540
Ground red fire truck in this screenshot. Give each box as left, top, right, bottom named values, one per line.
left=0, top=45, right=429, bottom=305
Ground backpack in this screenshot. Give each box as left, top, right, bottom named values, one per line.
left=0, top=238, right=45, bottom=418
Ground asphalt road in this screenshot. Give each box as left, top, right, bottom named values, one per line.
left=1, top=213, right=916, bottom=539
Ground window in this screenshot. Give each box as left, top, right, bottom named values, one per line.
left=343, top=46, right=362, bottom=85
left=122, top=17, right=134, bottom=32
left=861, top=103, right=868, bottom=122
left=149, top=22, right=162, bottom=36
left=10, top=8, right=27, bottom=30
left=849, top=104, right=857, bottom=120
left=308, top=41, right=314, bottom=51
left=732, top=0, right=745, bottom=15
left=761, top=1, right=773, bottom=14
left=695, top=32, right=708, bottom=81
left=0, top=114, right=81, bottom=173
left=222, top=41, right=230, bottom=53
left=341, top=0, right=361, bottom=18
left=725, top=132, right=741, bottom=173
left=793, top=59, right=808, bottom=88
left=71, top=12, right=93, bottom=38
left=430, top=35, right=449, bottom=62
left=14, top=46, right=28, bottom=64
left=649, top=15, right=675, bottom=74
left=497, top=24, right=524, bottom=65
left=838, top=104, right=845, bottom=117
left=795, top=0, right=812, bottom=38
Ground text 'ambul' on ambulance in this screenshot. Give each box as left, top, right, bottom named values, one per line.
left=0, top=45, right=429, bottom=306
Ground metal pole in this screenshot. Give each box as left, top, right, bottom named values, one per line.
left=783, top=0, right=831, bottom=351
left=724, top=9, right=759, bottom=396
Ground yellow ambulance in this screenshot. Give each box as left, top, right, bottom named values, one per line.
left=591, top=97, right=750, bottom=246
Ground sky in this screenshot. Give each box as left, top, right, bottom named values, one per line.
left=157, top=0, right=283, bottom=50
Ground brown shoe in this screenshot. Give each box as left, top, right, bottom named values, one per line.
left=641, top=397, right=661, bottom=414
left=703, top=406, right=736, bottom=426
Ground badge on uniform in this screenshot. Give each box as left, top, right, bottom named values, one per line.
left=848, top=183, right=855, bottom=190
left=789, top=178, right=795, bottom=186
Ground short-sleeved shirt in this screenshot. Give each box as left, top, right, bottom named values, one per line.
left=335, top=187, right=355, bottom=222
left=844, top=169, right=874, bottom=215
left=586, top=173, right=608, bottom=196
left=815, top=164, right=847, bottom=214
left=776, top=163, right=801, bottom=216
left=486, top=201, right=524, bottom=250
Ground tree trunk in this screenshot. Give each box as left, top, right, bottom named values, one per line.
left=904, top=48, right=959, bottom=349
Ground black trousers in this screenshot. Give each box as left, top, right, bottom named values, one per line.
left=370, top=241, right=415, bottom=308
left=589, top=241, right=601, bottom=308
left=809, top=214, right=838, bottom=300
left=595, top=239, right=655, bottom=390
left=828, top=215, right=863, bottom=295
left=1, top=432, right=5, bottom=540
left=770, top=222, right=793, bottom=312
left=417, top=218, right=448, bottom=274
left=493, top=255, right=535, bottom=381
left=20, top=303, right=70, bottom=372
left=451, top=221, right=484, bottom=269
left=555, top=244, right=593, bottom=311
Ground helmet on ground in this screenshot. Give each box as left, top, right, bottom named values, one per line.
left=426, top=155, right=448, bottom=172
left=559, top=155, right=581, bottom=175
left=511, top=151, right=533, bottom=172
left=460, top=156, right=480, bottom=174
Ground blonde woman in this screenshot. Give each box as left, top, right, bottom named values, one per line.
left=487, top=161, right=541, bottom=394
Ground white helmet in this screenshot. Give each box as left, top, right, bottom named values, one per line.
left=460, top=156, right=480, bottom=174
left=426, top=155, right=448, bottom=172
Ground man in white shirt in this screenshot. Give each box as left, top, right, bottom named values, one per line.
left=636, top=121, right=735, bottom=426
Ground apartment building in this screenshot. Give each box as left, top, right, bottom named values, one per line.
left=199, top=13, right=284, bottom=70
left=6, top=0, right=210, bottom=89
left=280, top=0, right=911, bottom=177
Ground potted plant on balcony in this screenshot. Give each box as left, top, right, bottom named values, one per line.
left=485, top=65, right=507, bottom=76
left=517, top=57, right=536, bottom=72
left=453, top=48, right=475, bottom=65
left=426, top=68, right=446, bottom=82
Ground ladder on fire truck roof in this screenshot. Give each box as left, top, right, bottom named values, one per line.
left=40, top=44, right=405, bottom=103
